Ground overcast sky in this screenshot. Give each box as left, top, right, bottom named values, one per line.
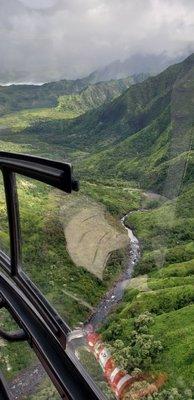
left=1, top=0, right=194, bottom=81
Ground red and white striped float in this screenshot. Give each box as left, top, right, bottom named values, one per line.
left=86, top=328, right=141, bottom=399
left=85, top=325, right=166, bottom=399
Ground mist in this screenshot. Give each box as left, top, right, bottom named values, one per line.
left=1, top=0, right=194, bottom=82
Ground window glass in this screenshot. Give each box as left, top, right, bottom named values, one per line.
left=0, top=307, right=60, bottom=399
left=0, top=171, right=10, bottom=256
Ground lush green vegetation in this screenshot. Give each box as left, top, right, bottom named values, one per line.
left=17, top=179, right=122, bottom=325
left=0, top=76, right=91, bottom=115
left=82, top=181, right=142, bottom=215
left=101, top=183, right=194, bottom=396
left=0, top=108, right=78, bottom=132
left=0, top=309, right=36, bottom=379
left=0, top=78, right=131, bottom=134
left=102, top=281, right=194, bottom=394
left=125, top=183, right=194, bottom=276
left=57, top=78, right=132, bottom=115
left=2, top=55, right=193, bottom=194
left=26, top=377, right=60, bottom=400
left=0, top=172, right=142, bottom=385
left=0, top=54, right=194, bottom=398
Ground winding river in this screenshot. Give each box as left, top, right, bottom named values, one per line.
left=9, top=194, right=162, bottom=399
left=88, top=212, right=140, bottom=328
left=88, top=191, right=166, bottom=327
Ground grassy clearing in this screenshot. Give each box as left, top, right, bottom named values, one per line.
left=126, top=275, right=148, bottom=291
left=148, top=275, right=194, bottom=290
left=0, top=108, right=79, bottom=132
left=150, top=305, right=194, bottom=387
left=82, top=181, right=142, bottom=216
left=151, top=259, right=194, bottom=278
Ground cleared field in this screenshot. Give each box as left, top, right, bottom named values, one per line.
left=60, top=195, right=129, bottom=279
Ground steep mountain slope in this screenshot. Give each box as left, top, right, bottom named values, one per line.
left=57, top=77, right=132, bottom=114
left=83, top=56, right=194, bottom=396
left=0, top=72, right=145, bottom=117
left=0, top=77, right=135, bottom=158
left=0, top=55, right=194, bottom=398
left=8, top=53, right=194, bottom=194
left=3, top=59, right=179, bottom=150
left=75, top=54, right=194, bottom=193
left=0, top=77, right=132, bottom=125
left=0, top=76, right=91, bottom=116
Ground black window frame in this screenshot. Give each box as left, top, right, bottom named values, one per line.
left=0, top=151, right=106, bottom=400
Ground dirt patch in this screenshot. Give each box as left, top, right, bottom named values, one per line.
left=60, top=195, right=129, bottom=279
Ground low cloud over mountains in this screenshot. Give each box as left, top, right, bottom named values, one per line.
left=1, top=0, right=194, bottom=82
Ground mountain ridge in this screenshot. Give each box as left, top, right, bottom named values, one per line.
left=0, top=51, right=194, bottom=398
left=0, top=73, right=146, bottom=117
left=0, top=53, right=194, bottom=194
left=87, top=52, right=188, bottom=83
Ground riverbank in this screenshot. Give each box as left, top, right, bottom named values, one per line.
left=88, top=212, right=140, bottom=327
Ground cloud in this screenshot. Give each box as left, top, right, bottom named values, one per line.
left=18, top=0, right=59, bottom=9
left=1, top=0, right=194, bottom=81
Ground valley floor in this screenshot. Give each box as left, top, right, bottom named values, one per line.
left=1, top=180, right=193, bottom=399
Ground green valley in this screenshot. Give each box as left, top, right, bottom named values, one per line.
left=0, top=54, right=194, bottom=399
